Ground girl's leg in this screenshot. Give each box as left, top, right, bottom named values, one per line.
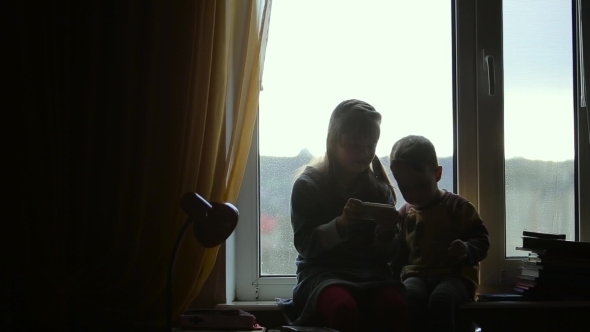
left=316, top=285, right=360, bottom=332
left=428, top=277, right=470, bottom=332
left=369, top=285, right=410, bottom=332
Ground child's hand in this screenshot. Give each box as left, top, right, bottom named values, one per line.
left=373, top=206, right=401, bottom=233
left=448, top=239, right=469, bottom=261
left=336, top=198, right=363, bottom=236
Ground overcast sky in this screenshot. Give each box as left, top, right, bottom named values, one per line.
left=259, top=0, right=574, bottom=161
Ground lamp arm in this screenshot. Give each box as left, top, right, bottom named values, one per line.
left=166, top=217, right=193, bottom=331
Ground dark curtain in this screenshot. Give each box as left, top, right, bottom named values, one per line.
left=3, top=1, right=257, bottom=331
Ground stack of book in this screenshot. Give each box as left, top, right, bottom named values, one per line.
left=514, top=230, right=590, bottom=300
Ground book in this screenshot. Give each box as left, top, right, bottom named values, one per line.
left=522, top=261, right=543, bottom=268
left=280, top=327, right=340, bottom=332
left=526, top=252, right=590, bottom=265
left=521, top=236, right=590, bottom=256
left=512, top=282, right=537, bottom=291
left=476, top=293, right=529, bottom=302
left=517, top=246, right=590, bottom=260
left=522, top=259, right=590, bottom=273
left=516, top=274, right=538, bottom=281
left=174, top=329, right=265, bottom=332
left=514, top=278, right=537, bottom=289
left=179, top=310, right=262, bottom=330
left=520, top=265, right=590, bottom=279
left=513, top=281, right=590, bottom=298
left=522, top=230, right=566, bottom=240
left=520, top=266, right=542, bottom=278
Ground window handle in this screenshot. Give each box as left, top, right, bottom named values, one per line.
left=485, top=54, right=496, bottom=96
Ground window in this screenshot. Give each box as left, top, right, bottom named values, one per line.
left=232, top=0, right=590, bottom=301
left=258, top=0, right=455, bottom=276
left=503, top=0, right=575, bottom=257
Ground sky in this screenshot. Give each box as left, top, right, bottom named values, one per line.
left=258, top=0, right=575, bottom=162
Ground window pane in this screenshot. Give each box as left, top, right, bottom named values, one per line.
left=259, top=0, right=454, bottom=275
left=503, top=0, right=575, bottom=257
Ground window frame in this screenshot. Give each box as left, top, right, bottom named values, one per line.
left=576, top=0, right=590, bottom=243
left=229, top=0, right=590, bottom=301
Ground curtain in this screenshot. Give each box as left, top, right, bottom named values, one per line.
left=7, top=0, right=265, bottom=330
left=176, top=0, right=268, bottom=317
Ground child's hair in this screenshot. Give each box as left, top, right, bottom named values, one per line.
left=304, top=99, right=395, bottom=202
left=389, top=135, right=439, bottom=172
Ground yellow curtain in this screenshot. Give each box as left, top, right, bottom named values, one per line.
left=174, top=0, right=266, bottom=319
left=8, top=0, right=265, bottom=330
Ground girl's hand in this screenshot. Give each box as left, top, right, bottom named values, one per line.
left=336, top=198, right=363, bottom=237
left=448, top=239, right=469, bottom=261
left=373, top=206, right=401, bottom=234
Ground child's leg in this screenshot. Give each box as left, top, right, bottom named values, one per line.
left=427, top=277, right=470, bottom=332
left=316, top=285, right=360, bottom=332
left=368, top=285, right=409, bottom=332
left=403, top=277, right=429, bottom=332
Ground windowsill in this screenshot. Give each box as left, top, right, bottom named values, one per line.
left=216, top=301, right=280, bottom=311
left=461, top=300, right=590, bottom=309
left=217, top=299, right=590, bottom=312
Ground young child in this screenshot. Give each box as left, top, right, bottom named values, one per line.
left=278, top=99, right=409, bottom=332
left=388, top=135, right=490, bottom=332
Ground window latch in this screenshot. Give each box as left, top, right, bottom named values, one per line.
left=483, top=50, right=496, bottom=96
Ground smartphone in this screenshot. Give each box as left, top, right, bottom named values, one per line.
left=360, top=202, right=395, bottom=220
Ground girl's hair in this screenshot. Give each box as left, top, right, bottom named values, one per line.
left=300, top=99, right=396, bottom=204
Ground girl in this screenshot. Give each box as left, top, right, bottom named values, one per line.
left=278, top=99, right=409, bottom=332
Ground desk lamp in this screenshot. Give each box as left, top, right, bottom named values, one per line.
left=166, top=192, right=239, bottom=331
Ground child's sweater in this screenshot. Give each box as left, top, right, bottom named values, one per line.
left=391, top=190, right=490, bottom=296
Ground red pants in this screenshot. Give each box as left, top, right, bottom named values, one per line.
left=316, top=285, right=409, bottom=332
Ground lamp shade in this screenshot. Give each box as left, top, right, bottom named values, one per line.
left=180, top=192, right=239, bottom=248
